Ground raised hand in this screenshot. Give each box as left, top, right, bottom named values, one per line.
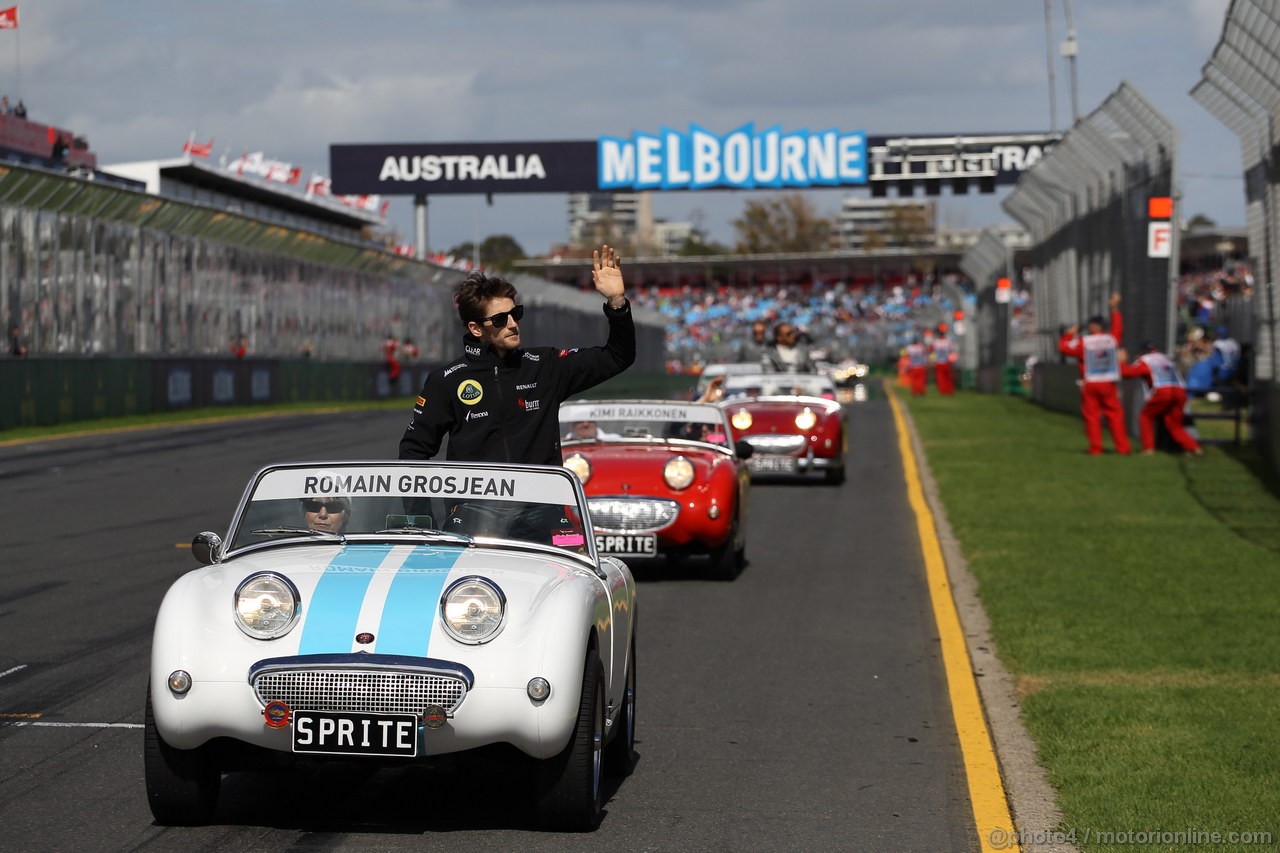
left=592, top=245, right=626, bottom=307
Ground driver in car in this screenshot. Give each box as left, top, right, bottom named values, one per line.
left=565, top=420, right=619, bottom=440
left=301, top=496, right=351, bottom=534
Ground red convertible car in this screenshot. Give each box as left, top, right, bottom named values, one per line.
left=559, top=400, right=752, bottom=579
left=717, top=373, right=847, bottom=485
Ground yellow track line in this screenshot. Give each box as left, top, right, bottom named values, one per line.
left=886, top=386, right=1019, bottom=853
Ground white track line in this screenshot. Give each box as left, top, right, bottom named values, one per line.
left=0, top=664, right=29, bottom=679
left=1, top=721, right=143, bottom=729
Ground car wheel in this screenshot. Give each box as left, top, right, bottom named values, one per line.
left=536, top=652, right=605, bottom=831
left=143, top=683, right=220, bottom=825
left=604, top=637, right=637, bottom=777
left=708, top=518, right=742, bottom=581
left=825, top=466, right=846, bottom=485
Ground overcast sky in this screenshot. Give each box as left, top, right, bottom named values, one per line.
left=5, top=0, right=1241, bottom=255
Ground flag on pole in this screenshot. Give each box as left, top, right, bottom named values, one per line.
left=0, top=7, right=18, bottom=29
left=182, top=136, right=214, bottom=158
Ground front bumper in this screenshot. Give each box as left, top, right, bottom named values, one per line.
left=151, top=654, right=579, bottom=760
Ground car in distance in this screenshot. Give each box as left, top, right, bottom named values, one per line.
left=560, top=399, right=752, bottom=579
left=146, top=460, right=637, bottom=832
left=717, top=373, right=847, bottom=484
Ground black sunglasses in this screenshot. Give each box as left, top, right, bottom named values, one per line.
left=301, top=500, right=347, bottom=513
left=477, top=304, right=525, bottom=328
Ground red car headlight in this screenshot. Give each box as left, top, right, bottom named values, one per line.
left=564, top=453, right=592, bottom=485
left=664, top=456, right=695, bottom=490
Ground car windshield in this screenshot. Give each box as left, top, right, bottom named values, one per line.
left=721, top=373, right=838, bottom=399
left=228, top=462, right=590, bottom=555
left=559, top=401, right=732, bottom=447
left=694, top=363, right=761, bottom=395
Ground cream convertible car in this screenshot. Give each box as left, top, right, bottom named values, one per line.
left=146, top=461, right=637, bottom=832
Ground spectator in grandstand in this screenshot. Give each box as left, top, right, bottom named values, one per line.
left=8, top=324, right=27, bottom=358
left=399, top=244, right=634, bottom=465
left=1211, top=326, right=1241, bottom=385
left=1120, top=342, right=1203, bottom=457
left=904, top=336, right=929, bottom=396
left=401, top=337, right=420, bottom=363
left=299, top=340, right=314, bottom=359
left=13, top=100, right=26, bottom=119
left=931, top=326, right=957, bottom=395
left=229, top=335, right=247, bottom=359
left=761, top=322, right=816, bottom=374
left=0, top=96, right=10, bottom=116
left=50, top=134, right=69, bottom=164
left=1058, top=293, right=1131, bottom=455
left=737, top=320, right=770, bottom=364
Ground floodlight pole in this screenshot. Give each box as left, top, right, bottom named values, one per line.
left=414, top=194, right=428, bottom=261
left=1061, top=0, right=1080, bottom=124
left=1043, top=0, right=1058, bottom=133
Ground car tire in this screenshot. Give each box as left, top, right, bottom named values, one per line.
left=825, top=466, right=846, bottom=485
left=536, top=653, right=605, bottom=831
left=708, top=518, right=742, bottom=581
left=604, top=636, right=637, bottom=777
left=144, top=683, right=220, bottom=826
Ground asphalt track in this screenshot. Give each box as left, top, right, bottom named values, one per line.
left=0, top=398, right=979, bottom=852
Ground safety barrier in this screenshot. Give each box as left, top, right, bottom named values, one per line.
left=0, top=355, right=691, bottom=432
left=1193, top=0, right=1280, bottom=472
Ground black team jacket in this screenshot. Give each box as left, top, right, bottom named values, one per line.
left=398, top=300, right=635, bottom=464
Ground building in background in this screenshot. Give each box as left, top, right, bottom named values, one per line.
left=101, top=157, right=384, bottom=243
left=936, top=221, right=1031, bottom=251
left=567, top=191, right=656, bottom=254
left=837, top=197, right=936, bottom=252
left=652, top=220, right=696, bottom=256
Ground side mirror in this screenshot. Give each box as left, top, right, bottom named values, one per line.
left=191, top=531, right=224, bottom=565
left=735, top=440, right=754, bottom=460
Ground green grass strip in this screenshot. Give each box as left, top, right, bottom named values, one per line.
left=905, top=390, right=1280, bottom=851
left=0, top=398, right=411, bottom=444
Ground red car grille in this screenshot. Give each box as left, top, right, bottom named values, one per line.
left=587, top=498, right=679, bottom=532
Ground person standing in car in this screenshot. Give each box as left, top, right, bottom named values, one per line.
left=761, top=322, right=815, bottom=374
left=398, top=245, right=634, bottom=464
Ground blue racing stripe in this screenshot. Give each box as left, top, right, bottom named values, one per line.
left=375, top=545, right=464, bottom=657
left=297, top=545, right=394, bottom=655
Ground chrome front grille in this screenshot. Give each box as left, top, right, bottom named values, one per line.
left=252, top=669, right=467, bottom=715
left=744, top=434, right=806, bottom=454
left=588, top=498, right=679, bottom=532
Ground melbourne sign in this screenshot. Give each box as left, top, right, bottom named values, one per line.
left=330, top=126, right=1053, bottom=196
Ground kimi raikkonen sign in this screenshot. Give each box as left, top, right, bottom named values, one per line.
left=329, top=126, right=1053, bottom=196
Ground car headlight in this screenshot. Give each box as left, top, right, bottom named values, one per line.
left=663, top=455, right=696, bottom=490
left=564, top=453, right=592, bottom=484
left=441, top=577, right=506, bottom=644
left=234, top=573, right=301, bottom=640
left=731, top=409, right=753, bottom=430
left=795, top=407, right=817, bottom=430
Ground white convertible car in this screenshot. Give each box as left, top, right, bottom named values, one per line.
left=146, top=460, right=638, bottom=831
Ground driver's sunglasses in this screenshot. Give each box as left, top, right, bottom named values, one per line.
left=478, top=304, right=525, bottom=328
left=302, top=500, right=347, bottom=513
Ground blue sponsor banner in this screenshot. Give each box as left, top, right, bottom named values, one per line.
left=599, top=123, right=866, bottom=192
